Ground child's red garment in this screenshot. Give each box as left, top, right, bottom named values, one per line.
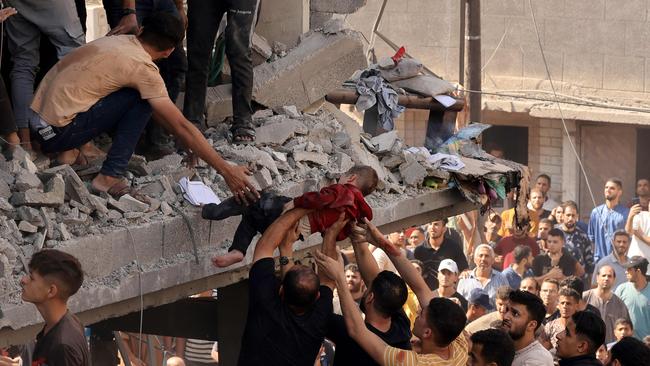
left=293, top=183, right=373, bottom=241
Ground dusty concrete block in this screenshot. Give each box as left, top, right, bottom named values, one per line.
left=252, top=168, right=274, bottom=191
left=252, top=31, right=367, bottom=110
left=42, top=165, right=91, bottom=206
left=10, top=174, right=65, bottom=207
left=323, top=18, right=346, bottom=34
left=274, top=105, right=301, bottom=118
left=294, top=151, right=329, bottom=166
left=39, top=208, right=54, bottom=239
left=310, top=11, right=335, bottom=30
left=58, top=223, right=72, bottom=241
left=18, top=221, right=38, bottom=233
left=70, top=200, right=92, bottom=214
left=107, top=210, right=123, bottom=220
left=381, top=154, right=405, bottom=169
left=0, top=168, right=15, bottom=186
left=255, top=0, right=308, bottom=48
left=0, top=179, right=10, bottom=199
left=118, top=194, right=149, bottom=213
left=160, top=201, right=173, bottom=216
left=0, top=197, right=11, bottom=211
left=128, top=155, right=152, bottom=176
left=253, top=109, right=274, bottom=119
left=107, top=197, right=128, bottom=213
left=252, top=33, right=272, bottom=66
left=399, top=161, right=427, bottom=187
left=332, top=152, right=354, bottom=173
left=87, top=195, right=109, bottom=215
left=14, top=170, right=43, bottom=192
left=255, top=119, right=302, bottom=145
left=371, top=131, right=400, bottom=154
left=17, top=207, right=43, bottom=226
left=124, top=212, right=144, bottom=219
left=147, top=154, right=184, bottom=175
left=311, top=0, right=367, bottom=13
left=205, top=84, right=233, bottom=124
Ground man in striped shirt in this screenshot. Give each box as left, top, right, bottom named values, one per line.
left=315, top=218, right=469, bottom=366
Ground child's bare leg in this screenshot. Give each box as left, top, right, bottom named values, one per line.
left=212, top=250, right=245, bottom=267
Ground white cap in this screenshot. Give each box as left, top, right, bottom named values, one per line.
left=438, top=259, right=458, bottom=274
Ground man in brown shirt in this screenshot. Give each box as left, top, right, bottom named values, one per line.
left=30, top=12, right=256, bottom=202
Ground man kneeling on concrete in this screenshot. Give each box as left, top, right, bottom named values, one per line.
left=29, top=12, right=256, bottom=200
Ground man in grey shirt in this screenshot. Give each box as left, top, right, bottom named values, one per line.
left=583, top=265, right=630, bottom=343
left=592, top=231, right=631, bottom=290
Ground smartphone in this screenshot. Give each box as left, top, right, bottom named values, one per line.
left=632, top=198, right=641, bottom=206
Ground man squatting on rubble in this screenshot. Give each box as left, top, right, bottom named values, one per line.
left=27, top=12, right=258, bottom=202
left=202, top=165, right=379, bottom=267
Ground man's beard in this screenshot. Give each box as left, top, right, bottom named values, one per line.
left=508, top=325, right=526, bottom=341
left=564, top=221, right=575, bottom=230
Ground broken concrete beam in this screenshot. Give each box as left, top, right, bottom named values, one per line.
left=117, top=194, right=149, bottom=213
left=311, top=0, right=367, bottom=13
left=10, top=174, right=65, bottom=207
left=293, top=151, right=329, bottom=166
left=252, top=33, right=272, bottom=66
left=255, top=0, right=308, bottom=48
left=251, top=30, right=367, bottom=110
left=205, top=84, right=233, bottom=125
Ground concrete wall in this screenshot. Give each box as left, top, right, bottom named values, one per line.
left=347, top=0, right=650, bottom=96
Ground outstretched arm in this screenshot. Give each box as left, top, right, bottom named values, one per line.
left=253, top=208, right=314, bottom=263
left=314, top=251, right=390, bottom=365
left=349, top=223, right=381, bottom=287
left=320, top=213, right=349, bottom=290
left=361, top=218, right=434, bottom=309
left=279, top=220, right=301, bottom=278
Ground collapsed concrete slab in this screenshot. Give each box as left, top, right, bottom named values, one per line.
left=252, top=30, right=366, bottom=110
left=311, top=0, right=367, bottom=13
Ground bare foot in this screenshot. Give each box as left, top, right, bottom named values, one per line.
left=212, top=251, right=245, bottom=268
left=79, top=142, right=106, bottom=160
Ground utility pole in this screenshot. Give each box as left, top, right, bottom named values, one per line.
left=464, top=0, right=482, bottom=123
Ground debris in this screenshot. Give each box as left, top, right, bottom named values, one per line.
left=117, top=194, right=149, bottom=213
left=323, top=18, right=346, bottom=34
left=255, top=118, right=302, bottom=145
left=127, top=155, right=152, bottom=176
left=123, top=212, right=144, bottom=220
left=14, top=170, right=42, bottom=191
left=17, top=206, right=44, bottom=226
left=147, top=154, right=184, bottom=175
left=10, top=174, right=65, bottom=207
left=252, top=33, right=272, bottom=66
left=399, top=160, right=428, bottom=187
left=310, top=0, right=368, bottom=13
left=293, top=151, right=329, bottom=166
left=0, top=179, right=10, bottom=199
left=58, top=223, right=72, bottom=241
left=18, top=221, right=38, bottom=233
left=252, top=168, right=274, bottom=191
left=371, top=131, right=400, bottom=154
left=160, top=201, right=173, bottom=216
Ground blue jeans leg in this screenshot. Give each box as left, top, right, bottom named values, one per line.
left=39, top=88, right=152, bottom=177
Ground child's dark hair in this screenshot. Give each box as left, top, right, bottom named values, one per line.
left=346, top=165, right=379, bottom=196
left=139, top=11, right=184, bottom=51
left=29, top=249, right=84, bottom=299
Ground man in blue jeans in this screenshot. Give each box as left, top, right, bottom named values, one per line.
left=30, top=12, right=257, bottom=202
left=102, top=0, right=187, bottom=158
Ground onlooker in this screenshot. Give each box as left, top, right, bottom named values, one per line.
left=583, top=266, right=630, bottom=343
left=502, top=245, right=535, bottom=290
left=540, top=279, right=560, bottom=325
left=496, top=221, right=540, bottom=270
left=535, top=174, right=560, bottom=211
left=550, top=205, right=564, bottom=226
left=483, top=212, right=503, bottom=247
left=560, top=276, right=601, bottom=317
left=465, top=286, right=512, bottom=335
left=589, top=179, right=630, bottom=263
left=184, top=0, right=259, bottom=144
left=103, top=0, right=188, bottom=158
left=555, top=311, right=606, bottom=366
left=333, top=263, right=365, bottom=315
left=502, top=290, right=553, bottom=366
left=406, top=227, right=425, bottom=250
left=433, top=259, right=468, bottom=311
left=592, top=231, right=631, bottom=290
left=468, top=329, right=516, bottom=366
left=466, top=288, right=492, bottom=324
left=607, top=336, right=650, bottom=366
left=520, top=277, right=540, bottom=296
left=177, top=338, right=218, bottom=365
left=30, top=12, right=256, bottom=200
left=414, top=219, right=468, bottom=290
left=629, top=178, right=650, bottom=210
left=528, top=188, right=552, bottom=224
left=532, top=229, right=583, bottom=281
left=327, top=221, right=412, bottom=366
left=167, top=356, right=186, bottom=366
left=614, top=256, right=650, bottom=340
left=537, top=218, right=554, bottom=254
left=596, top=344, right=609, bottom=365
left=6, top=0, right=85, bottom=150
left=559, top=201, right=595, bottom=277
left=237, top=208, right=333, bottom=365
left=540, top=288, right=580, bottom=351
left=457, top=245, right=509, bottom=307
left=314, top=217, right=470, bottom=365
left=607, top=318, right=634, bottom=349
left=21, top=249, right=89, bottom=364
left=626, top=198, right=650, bottom=274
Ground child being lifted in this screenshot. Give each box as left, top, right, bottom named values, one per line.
left=203, top=165, right=379, bottom=267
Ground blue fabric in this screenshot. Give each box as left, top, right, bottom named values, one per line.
left=457, top=269, right=509, bottom=308
left=502, top=267, right=534, bottom=290
left=614, top=282, right=650, bottom=339
left=588, top=204, right=629, bottom=263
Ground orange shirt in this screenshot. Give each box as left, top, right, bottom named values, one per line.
left=498, top=208, right=539, bottom=238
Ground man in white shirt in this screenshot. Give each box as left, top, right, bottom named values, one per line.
left=626, top=200, right=650, bottom=274
left=502, top=290, right=554, bottom=366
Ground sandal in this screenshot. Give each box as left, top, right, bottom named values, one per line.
left=88, top=180, right=150, bottom=203
left=231, top=127, right=256, bottom=145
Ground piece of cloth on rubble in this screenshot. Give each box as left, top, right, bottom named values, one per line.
left=427, top=153, right=465, bottom=171
left=293, top=183, right=373, bottom=241
left=354, top=69, right=405, bottom=131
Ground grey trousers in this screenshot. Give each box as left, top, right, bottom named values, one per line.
left=6, top=0, right=85, bottom=129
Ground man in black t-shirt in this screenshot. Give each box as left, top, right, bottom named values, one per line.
left=414, top=219, right=469, bottom=290
left=325, top=222, right=411, bottom=366
left=20, top=249, right=88, bottom=365
left=238, top=208, right=334, bottom=366
left=532, top=228, right=585, bottom=281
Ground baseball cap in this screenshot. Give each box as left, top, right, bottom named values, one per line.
left=438, top=259, right=459, bottom=274
left=468, top=288, right=492, bottom=311
left=622, top=256, right=649, bottom=269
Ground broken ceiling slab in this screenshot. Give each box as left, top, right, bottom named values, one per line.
left=251, top=30, right=367, bottom=110
left=310, top=0, right=368, bottom=13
